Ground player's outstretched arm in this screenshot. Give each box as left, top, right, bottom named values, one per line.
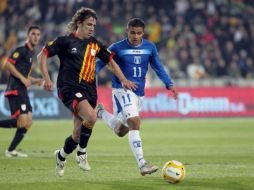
left=107, top=59, right=137, bottom=90
left=37, top=51, right=53, bottom=91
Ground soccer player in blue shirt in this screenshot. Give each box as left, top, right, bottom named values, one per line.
left=96, top=18, right=178, bottom=176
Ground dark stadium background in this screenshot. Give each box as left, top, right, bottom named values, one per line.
left=0, top=0, right=254, bottom=119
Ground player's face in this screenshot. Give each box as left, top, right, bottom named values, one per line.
left=79, top=17, right=96, bottom=39
left=28, top=29, right=41, bottom=47
left=127, top=26, right=144, bottom=46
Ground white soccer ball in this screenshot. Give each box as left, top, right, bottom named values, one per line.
left=162, top=160, right=186, bottom=184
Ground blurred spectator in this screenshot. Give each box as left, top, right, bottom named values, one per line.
left=187, top=59, right=208, bottom=80
left=0, top=0, right=254, bottom=86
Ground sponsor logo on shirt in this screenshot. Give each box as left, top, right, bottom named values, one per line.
left=71, top=48, right=77, bottom=54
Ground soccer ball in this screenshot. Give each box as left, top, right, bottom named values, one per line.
left=162, top=160, right=185, bottom=184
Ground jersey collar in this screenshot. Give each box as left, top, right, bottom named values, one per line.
left=25, top=42, right=34, bottom=51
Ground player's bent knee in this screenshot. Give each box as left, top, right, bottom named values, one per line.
left=82, top=118, right=96, bottom=129
left=116, top=131, right=127, bottom=137
left=27, top=120, right=33, bottom=128
left=89, top=113, right=97, bottom=124
left=115, top=125, right=129, bottom=137
left=25, top=123, right=32, bottom=130
left=17, top=118, right=28, bottom=128
left=127, top=117, right=140, bottom=130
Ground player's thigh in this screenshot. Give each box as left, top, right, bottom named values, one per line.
left=76, top=100, right=97, bottom=127
left=16, top=113, right=29, bottom=128
left=26, top=112, right=33, bottom=129
left=127, top=116, right=141, bottom=130
left=58, top=86, right=97, bottom=126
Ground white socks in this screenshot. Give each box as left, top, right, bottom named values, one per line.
left=128, top=130, right=146, bottom=168
left=101, top=110, right=145, bottom=167
left=59, top=148, right=68, bottom=159
left=77, top=145, right=86, bottom=154
left=101, top=109, right=119, bottom=130
left=59, top=146, right=86, bottom=160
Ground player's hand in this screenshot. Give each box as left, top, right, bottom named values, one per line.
left=33, top=78, right=44, bottom=86
left=167, top=86, right=178, bottom=100
left=43, top=78, right=53, bottom=91
left=21, top=77, right=31, bottom=88
left=121, top=79, right=137, bottom=91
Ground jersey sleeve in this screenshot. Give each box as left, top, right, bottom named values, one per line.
left=149, top=43, right=174, bottom=88
left=42, top=37, right=66, bottom=57
left=7, top=48, right=23, bottom=65
left=96, top=44, right=115, bottom=74
left=96, top=40, right=115, bottom=64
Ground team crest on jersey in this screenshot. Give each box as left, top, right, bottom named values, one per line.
left=134, top=56, right=141, bottom=64
left=90, top=49, right=96, bottom=56
left=13, top=52, right=19, bottom=59
left=75, top=92, right=83, bottom=98
left=21, top=104, right=27, bottom=111
left=47, top=41, right=54, bottom=46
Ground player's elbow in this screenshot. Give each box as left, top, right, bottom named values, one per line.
left=38, top=52, right=47, bottom=70
left=4, top=62, right=12, bottom=72
left=106, top=61, right=114, bottom=72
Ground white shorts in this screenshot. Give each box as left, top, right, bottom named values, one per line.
left=112, top=88, right=143, bottom=126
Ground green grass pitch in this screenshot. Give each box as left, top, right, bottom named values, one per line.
left=0, top=118, right=254, bottom=190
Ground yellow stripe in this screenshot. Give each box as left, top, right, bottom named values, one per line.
left=87, top=44, right=100, bottom=82
left=88, top=56, right=96, bottom=82
left=82, top=43, right=94, bottom=81
left=79, top=43, right=90, bottom=83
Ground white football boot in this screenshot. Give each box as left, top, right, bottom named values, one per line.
left=140, top=162, right=159, bottom=176
left=5, top=150, right=28, bottom=157
left=76, top=153, right=91, bottom=171
left=54, top=150, right=66, bottom=177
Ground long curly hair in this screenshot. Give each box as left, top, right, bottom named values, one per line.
left=67, top=7, right=97, bottom=32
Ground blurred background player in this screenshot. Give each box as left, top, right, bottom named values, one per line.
left=0, top=25, right=43, bottom=157
left=38, top=7, right=137, bottom=177
left=96, top=18, right=178, bottom=176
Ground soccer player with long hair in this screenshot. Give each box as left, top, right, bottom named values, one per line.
left=38, top=7, right=137, bottom=177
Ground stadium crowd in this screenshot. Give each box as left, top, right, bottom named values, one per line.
left=0, top=0, right=254, bottom=86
